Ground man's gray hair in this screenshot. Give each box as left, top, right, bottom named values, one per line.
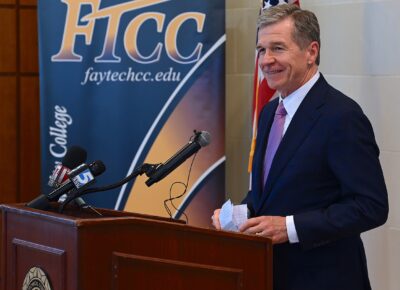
left=257, top=4, right=321, bottom=65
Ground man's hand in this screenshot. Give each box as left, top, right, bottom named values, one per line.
left=211, top=208, right=221, bottom=229
left=239, top=216, right=289, bottom=244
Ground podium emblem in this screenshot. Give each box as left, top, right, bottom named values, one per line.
left=22, top=267, right=52, bottom=290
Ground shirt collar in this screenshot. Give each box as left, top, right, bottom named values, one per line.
left=279, top=71, right=320, bottom=119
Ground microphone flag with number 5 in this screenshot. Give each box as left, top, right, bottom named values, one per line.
left=38, top=0, right=225, bottom=226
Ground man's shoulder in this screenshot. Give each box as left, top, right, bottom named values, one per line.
left=322, top=79, right=363, bottom=114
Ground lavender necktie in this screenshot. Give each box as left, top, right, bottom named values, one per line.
left=263, top=101, right=287, bottom=189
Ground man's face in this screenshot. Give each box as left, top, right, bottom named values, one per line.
left=257, top=17, right=318, bottom=97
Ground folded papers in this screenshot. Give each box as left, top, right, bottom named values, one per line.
left=219, top=199, right=249, bottom=232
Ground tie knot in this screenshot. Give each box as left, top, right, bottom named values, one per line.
left=276, top=102, right=287, bottom=116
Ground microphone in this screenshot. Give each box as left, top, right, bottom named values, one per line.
left=145, top=131, right=211, bottom=187
left=48, top=161, right=106, bottom=200
left=48, top=146, right=87, bottom=188
left=26, top=160, right=106, bottom=210
left=63, top=130, right=211, bottom=202
left=48, top=146, right=88, bottom=206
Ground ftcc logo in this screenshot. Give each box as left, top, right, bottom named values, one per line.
left=52, top=0, right=205, bottom=64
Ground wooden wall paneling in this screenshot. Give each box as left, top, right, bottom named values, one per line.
left=19, top=76, right=40, bottom=202
left=19, top=4, right=40, bottom=202
left=19, top=8, right=38, bottom=73
left=0, top=0, right=15, bottom=5
left=21, top=0, right=37, bottom=6
left=0, top=4, right=41, bottom=203
left=0, top=8, right=17, bottom=72
left=0, top=77, right=18, bottom=203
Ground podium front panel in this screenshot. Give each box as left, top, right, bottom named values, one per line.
left=12, top=239, right=65, bottom=290
left=111, top=253, right=243, bottom=290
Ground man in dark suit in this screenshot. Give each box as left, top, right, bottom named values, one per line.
left=212, top=4, right=388, bottom=290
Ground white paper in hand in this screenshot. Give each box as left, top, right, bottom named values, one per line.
left=219, top=199, right=248, bottom=232
left=219, top=199, right=236, bottom=231
left=232, top=204, right=248, bottom=229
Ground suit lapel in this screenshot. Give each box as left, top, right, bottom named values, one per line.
left=258, top=76, right=329, bottom=208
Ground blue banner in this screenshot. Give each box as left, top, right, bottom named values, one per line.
left=38, top=0, right=225, bottom=226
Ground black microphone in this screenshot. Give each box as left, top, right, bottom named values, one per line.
left=26, top=160, right=106, bottom=210
left=145, top=131, right=211, bottom=187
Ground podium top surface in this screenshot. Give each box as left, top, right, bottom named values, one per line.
left=1, top=202, right=179, bottom=224
left=0, top=203, right=272, bottom=245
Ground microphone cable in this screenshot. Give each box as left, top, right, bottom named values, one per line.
left=163, top=148, right=198, bottom=224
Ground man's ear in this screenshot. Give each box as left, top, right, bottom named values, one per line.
left=307, top=41, right=319, bottom=64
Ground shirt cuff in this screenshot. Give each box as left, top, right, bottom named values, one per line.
left=286, top=215, right=299, bottom=243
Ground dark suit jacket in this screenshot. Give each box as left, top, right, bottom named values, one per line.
left=243, top=75, right=388, bottom=290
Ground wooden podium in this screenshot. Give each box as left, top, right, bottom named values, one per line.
left=1, top=203, right=272, bottom=290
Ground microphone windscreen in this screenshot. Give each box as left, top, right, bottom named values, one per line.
left=198, top=131, right=211, bottom=147
left=63, top=146, right=87, bottom=168
left=90, top=160, right=106, bottom=176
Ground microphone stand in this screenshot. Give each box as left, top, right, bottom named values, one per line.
left=59, top=162, right=158, bottom=213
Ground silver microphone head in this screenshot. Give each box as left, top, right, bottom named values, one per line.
left=197, top=131, right=211, bottom=147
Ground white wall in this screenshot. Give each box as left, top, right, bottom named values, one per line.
left=227, top=0, right=400, bottom=289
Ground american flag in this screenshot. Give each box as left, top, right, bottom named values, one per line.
left=248, top=0, right=300, bottom=173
